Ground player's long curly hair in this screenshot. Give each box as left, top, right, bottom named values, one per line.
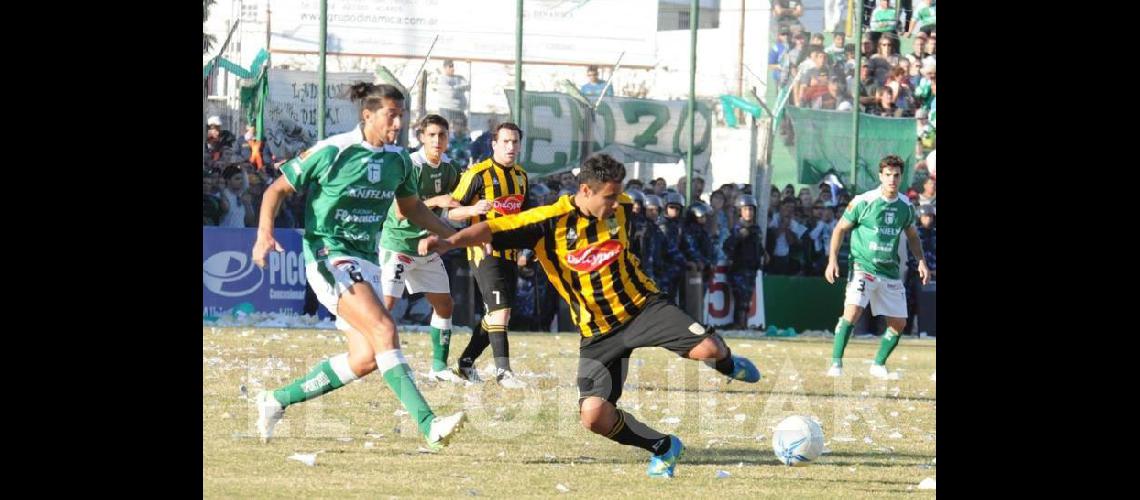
left=348, top=82, right=404, bottom=114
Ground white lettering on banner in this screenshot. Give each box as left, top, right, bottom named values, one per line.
left=270, top=0, right=657, bottom=67
left=269, top=251, right=308, bottom=286
left=512, top=91, right=713, bottom=175
left=270, top=289, right=307, bottom=300
left=265, top=69, right=374, bottom=160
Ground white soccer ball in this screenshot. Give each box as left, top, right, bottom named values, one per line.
left=772, top=415, right=825, bottom=466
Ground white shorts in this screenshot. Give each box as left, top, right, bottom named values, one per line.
left=844, top=271, right=907, bottom=318
left=306, top=257, right=383, bottom=317
left=378, top=247, right=451, bottom=297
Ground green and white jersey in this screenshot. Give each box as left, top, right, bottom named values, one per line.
left=379, top=149, right=461, bottom=255
left=870, top=8, right=897, bottom=32
left=842, top=188, right=916, bottom=280
left=281, top=125, right=417, bottom=265
left=914, top=4, right=936, bottom=30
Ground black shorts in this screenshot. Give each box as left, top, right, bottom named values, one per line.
left=577, top=298, right=720, bottom=404
left=472, top=255, right=517, bottom=313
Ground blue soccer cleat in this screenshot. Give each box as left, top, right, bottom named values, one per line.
left=728, top=355, right=761, bottom=383
left=647, top=435, right=684, bottom=478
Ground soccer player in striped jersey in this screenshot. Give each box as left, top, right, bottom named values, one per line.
left=420, top=153, right=762, bottom=478
left=448, top=123, right=529, bottom=388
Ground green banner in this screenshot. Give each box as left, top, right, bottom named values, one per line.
left=505, top=90, right=713, bottom=176
left=786, top=107, right=916, bottom=192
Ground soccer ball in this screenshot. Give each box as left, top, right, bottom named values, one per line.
left=772, top=415, right=825, bottom=466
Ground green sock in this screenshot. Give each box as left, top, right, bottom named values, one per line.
left=273, top=353, right=358, bottom=407
left=874, top=327, right=902, bottom=366
left=429, top=314, right=452, bottom=372
left=831, top=318, right=854, bottom=366
left=378, top=350, right=435, bottom=437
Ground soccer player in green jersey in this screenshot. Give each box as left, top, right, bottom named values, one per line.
left=378, top=114, right=492, bottom=384
left=250, top=83, right=467, bottom=449
left=824, top=155, right=930, bottom=380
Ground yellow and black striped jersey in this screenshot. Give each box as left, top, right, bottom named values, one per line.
left=486, top=194, right=660, bottom=338
left=452, top=157, right=529, bottom=262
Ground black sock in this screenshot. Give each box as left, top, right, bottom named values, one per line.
left=458, top=319, right=491, bottom=369
left=605, top=409, right=670, bottom=455
left=486, top=321, right=511, bottom=371
left=705, top=346, right=735, bottom=376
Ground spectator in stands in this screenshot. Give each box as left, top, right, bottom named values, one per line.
left=922, top=35, right=936, bottom=65
left=770, top=30, right=791, bottom=85
left=809, top=204, right=838, bottom=274
left=218, top=164, right=255, bottom=228
left=206, top=116, right=236, bottom=162
left=869, top=0, right=899, bottom=47
left=676, top=175, right=705, bottom=203
left=798, top=187, right=814, bottom=208
left=652, top=177, right=669, bottom=196
left=918, top=177, right=936, bottom=207
left=855, top=61, right=881, bottom=111
left=814, top=76, right=852, bottom=111
left=825, top=32, right=846, bottom=69
left=448, top=115, right=473, bottom=168
left=843, top=44, right=857, bottom=78
left=469, top=117, right=498, bottom=164
left=907, top=0, right=936, bottom=38
left=430, top=59, right=469, bottom=127
left=767, top=198, right=807, bottom=275
left=870, top=34, right=900, bottom=84
left=773, top=0, right=805, bottom=33
left=860, top=33, right=874, bottom=60
left=914, top=61, right=936, bottom=112
left=818, top=184, right=836, bottom=207
left=779, top=32, right=807, bottom=88
left=801, top=67, right=832, bottom=109
left=203, top=171, right=224, bottom=226
left=885, top=66, right=915, bottom=115
left=867, top=86, right=903, bottom=117
left=837, top=190, right=852, bottom=206
left=580, top=65, right=614, bottom=99
left=915, top=108, right=935, bottom=156
left=238, top=124, right=272, bottom=170
left=906, top=32, right=929, bottom=67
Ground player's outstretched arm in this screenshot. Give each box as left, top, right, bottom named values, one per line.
left=419, top=222, right=492, bottom=256
left=398, top=195, right=457, bottom=239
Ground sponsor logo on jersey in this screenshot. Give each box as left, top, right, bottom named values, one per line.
left=492, top=194, right=524, bottom=215
left=565, top=239, right=623, bottom=272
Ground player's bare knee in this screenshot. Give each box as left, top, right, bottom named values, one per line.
left=348, top=353, right=377, bottom=376
left=487, top=308, right=510, bottom=326
left=579, top=408, right=611, bottom=434
left=434, top=299, right=453, bottom=318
